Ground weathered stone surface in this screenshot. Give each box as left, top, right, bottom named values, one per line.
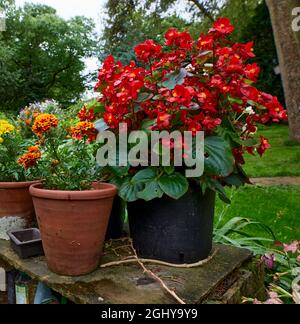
left=206, top=263, right=266, bottom=304
left=0, top=239, right=263, bottom=304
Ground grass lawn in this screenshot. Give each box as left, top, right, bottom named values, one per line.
left=215, top=124, right=300, bottom=243
left=243, top=124, right=300, bottom=177
left=215, top=185, right=300, bottom=242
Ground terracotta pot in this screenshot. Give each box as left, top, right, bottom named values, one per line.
left=0, top=181, right=40, bottom=240
left=30, top=183, right=117, bottom=276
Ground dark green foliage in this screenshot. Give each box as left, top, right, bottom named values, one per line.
left=117, top=166, right=189, bottom=202
left=239, top=1, right=285, bottom=104
left=100, top=4, right=189, bottom=64
left=204, top=136, right=234, bottom=177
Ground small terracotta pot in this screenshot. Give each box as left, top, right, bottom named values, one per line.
left=0, top=181, right=40, bottom=239
left=30, top=183, right=117, bottom=276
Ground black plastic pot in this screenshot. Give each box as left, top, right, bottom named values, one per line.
left=128, top=186, right=216, bottom=264
left=105, top=196, right=124, bottom=240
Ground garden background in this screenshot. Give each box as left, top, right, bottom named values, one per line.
left=0, top=0, right=300, bottom=302
left=1, top=0, right=299, bottom=242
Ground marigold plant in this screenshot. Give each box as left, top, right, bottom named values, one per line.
left=18, top=146, right=42, bottom=170
left=70, top=121, right=98, bottom=142
left=0, top=118, right=38, bottom=182
left=18, top=114, right=101, bottom=191
left=18, top=100, right=63, bottom=138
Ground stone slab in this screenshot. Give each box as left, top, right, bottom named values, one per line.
left=0, top=239, right=256, bottom=304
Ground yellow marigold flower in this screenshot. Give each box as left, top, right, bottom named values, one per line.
left=0, top=137, right=3, bottom=144
left=0, top=119, right=15, bottom=137
left=32, top=114, right=58, bottom=137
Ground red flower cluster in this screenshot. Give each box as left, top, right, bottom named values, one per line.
left=95, top=57, right=145, bottom=129
left=135, top=40, right=162, bottom=63
left=95, top=17, right=287, bottom=163
left=18, top=146, right=41, bottom=170
left=209, top=17, right=234, bottom=35
left=165, top=28, right=193, bottom=49
left=198, top=34, right=214, bottom=50
left=78, top=106, right=96, bottom=122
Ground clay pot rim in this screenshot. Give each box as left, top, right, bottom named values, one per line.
left=0, top=180, right=41, bottom=189
left=30, top=183, right=118, bottom=201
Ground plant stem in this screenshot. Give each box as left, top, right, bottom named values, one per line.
left=130, top=241, right=186, bottom=305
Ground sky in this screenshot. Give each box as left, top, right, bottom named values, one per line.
left=14, top=0, right=192, bottom=28
left=15, top=0, right=106, bottom=31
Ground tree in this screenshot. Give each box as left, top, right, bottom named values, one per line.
left=266, top=0, right=300, bottom=141
left=101, top=0, right=220, bottom=63
left=100, top=0, right=191, bottom=63
left=100, top=0, right=145, bottom=63
left=0, top=1, right=97, bottom=112
left=0, top=0, right=14, bottom=10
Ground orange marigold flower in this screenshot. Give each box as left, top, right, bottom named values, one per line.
left=18, top=146, right=41, bottom=170
left=28, top=146, right=40, bottom=153
left=70, top=121, right=98, bottom=142
left=32, top=114, right=58, bottom=137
